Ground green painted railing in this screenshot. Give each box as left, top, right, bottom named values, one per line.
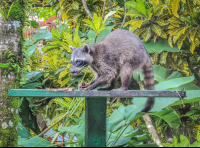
left=9, top=89, right=186, bottom=147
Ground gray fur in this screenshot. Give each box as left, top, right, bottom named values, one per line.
left=70, top=29, right=155, bottom=112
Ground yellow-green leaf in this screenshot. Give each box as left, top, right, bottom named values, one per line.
left=177, top=31, right=188, bottom=49
left=160, top=29, right=167, bottom=39
left=135, top=2, right=147, bottom=16
left=73, top=25, right=82, bottom=47
left=168, top=28, right=181, bottom=36
left=151, top=24, right=162, bottom=36
left=93, top=13, right=101, bottom=31
left=83, top=19, right=97, bottom=32
left=142, top=27, right=151, bottom=41
left=173, top=27, right=189, bottom=43
left=190, top=41, right=196, bottom=54
left=168, top=25, right=177, bottom=29
left=189, top=27, right=197, bottom=42
left=168, top=36, right=173, bottom=47
left=151, top=0, right=159, bottom=5
left=129, top=25, right=138, bottom=32
left=126, top=10, right=144, bottom=17
left=168, top=16, right=184, bottom=24
left=59, top=70, right=68, bottom=79
left=180, top=16, right=191, bottom=24
left=172, top=0, right=180, bottom=18
left=154, top=20, right=166, bottom=26
left=135, top=28, right=147, bottom=36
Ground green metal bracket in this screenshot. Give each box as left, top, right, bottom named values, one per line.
left=8, top=89, right=186, bottom=147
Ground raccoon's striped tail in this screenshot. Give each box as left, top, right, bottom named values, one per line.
left=141, top=64, right=155, bottom=112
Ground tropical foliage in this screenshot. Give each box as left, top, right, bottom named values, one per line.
left=4, top=0, right=200, bottom=147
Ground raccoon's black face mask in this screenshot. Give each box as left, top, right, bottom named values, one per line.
left=69, top=45, right=93, bottom=76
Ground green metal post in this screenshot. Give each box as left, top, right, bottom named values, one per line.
left=85, top=97, right=107, bottom=147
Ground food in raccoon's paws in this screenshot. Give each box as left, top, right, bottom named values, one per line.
left=78, top=82, right=89, bottom=89
left=45, top=87, right=75, bottom=91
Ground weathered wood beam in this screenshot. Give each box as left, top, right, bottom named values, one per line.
left=8, top=89, right=186, bottom=98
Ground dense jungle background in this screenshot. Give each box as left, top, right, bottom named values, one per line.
left=0, top=0, right=200, bottom=147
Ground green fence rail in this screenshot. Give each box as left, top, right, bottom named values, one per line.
left=8, top=89, right=186, bottom=147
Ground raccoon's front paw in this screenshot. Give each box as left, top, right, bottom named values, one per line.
left=78, top=82, right=89, bottom=89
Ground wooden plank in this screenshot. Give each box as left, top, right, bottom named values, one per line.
left=85, top=97, right=106, bottom=147
left=8, top=89, right=186, bottom=98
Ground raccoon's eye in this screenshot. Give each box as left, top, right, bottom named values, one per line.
left=76, top=60, right=84, bottom=66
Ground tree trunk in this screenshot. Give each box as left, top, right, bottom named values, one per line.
left=0, top=0, right=25, bottom=146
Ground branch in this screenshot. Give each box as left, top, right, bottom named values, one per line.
left=121, top=0, right=126, bottom=28
left=186, top=56, right=200, bottom=86
left=101, top=0, right=106, bottom=21
left=82, top=0, right=93, bottom=19
left=138, top=81, right=163, bottom=147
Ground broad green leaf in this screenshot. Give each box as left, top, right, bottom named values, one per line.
left=150, top=107, right=181, bottom=128
left=169, top=90, right=200, bottom=106
left=190, top=141, right=200, bottom=147
left=113, top=137, right=131, bottom=147
left=33, top=32, right=52, bottom=42
left=18, top=122, right=31, bottom=138
left=160, top=143, right=172, bottom=147
left=18, top=138, right=28, bottom=146
left=166, top=71, right=182, bottom=80
left=135, top=2, right=147, bottom=16
left=153, top=65, right=168, bottom=82
left=172, top=136, right=178, bottom=147
left=144, top=39, right=180, bottom=53
left=197, top=132, right=200, bottom=142
left=108, top=109, right=124, bottom=127
left=136, top=143, right=159, bottom=147
left=155, top=76, right=194, bottom=90
left=51, top=28, right=61, bottom=40
left=134, top=134, right=151, bottom=142
left=170, top=82, right=200, bottom=91
left=125, top=1, right=136, bottom=8
left=19, top=98, right=41, bottom=135
left=179, top=138, right=189, bottom=147
left=151, top=24, right=162, bottom=36
left=26, top=44, right=37, bottom=57
left=96, top=28, right=112, bottom=42
left=0, top=63, right=9, bottom=68
left=21, top=82, right=42, bottom=89
left=23, top=136, right=54, bottom=147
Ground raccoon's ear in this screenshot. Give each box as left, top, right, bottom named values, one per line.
left=83, top=44, right=92, bottom=55
left=69, top=45, right=76, bottom=51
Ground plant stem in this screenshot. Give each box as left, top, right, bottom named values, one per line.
left=121, top=0, right=126, bottom=28
left=101, top=0, right=106, bottom=21
left=82, top=0, right=93, bottom=19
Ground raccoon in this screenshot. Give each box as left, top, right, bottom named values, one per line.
left=69, top=29, right=155, bottom=112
